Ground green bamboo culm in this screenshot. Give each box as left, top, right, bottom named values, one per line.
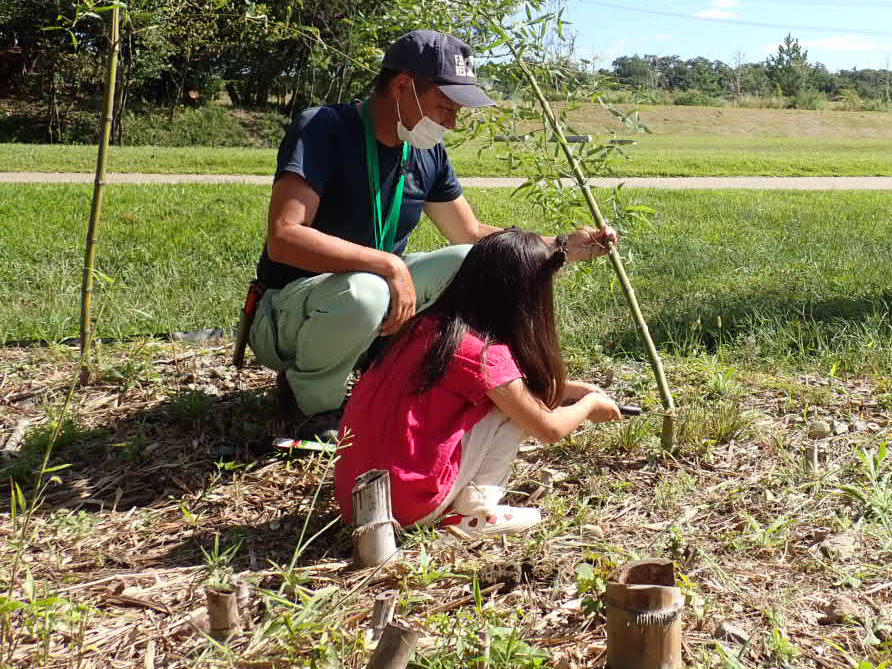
left=505, top=47, right=677, bottom=449
left=79, top=4, right=121, bottom=382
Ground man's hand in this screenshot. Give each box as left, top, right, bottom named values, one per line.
left=565, top=225, right=619, bottom=262
left=380, top=257, right=417, bottom=335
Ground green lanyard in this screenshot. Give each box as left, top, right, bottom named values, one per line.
left=360, top=99, right=409, bottom=253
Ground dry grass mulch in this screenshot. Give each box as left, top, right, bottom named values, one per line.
left=1, top=341, right=891, bottom=668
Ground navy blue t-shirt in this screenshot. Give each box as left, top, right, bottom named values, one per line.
left=256, top=102, right=463, bottom=289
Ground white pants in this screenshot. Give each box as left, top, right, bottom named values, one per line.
left=417, top=408, right=526, bottom=525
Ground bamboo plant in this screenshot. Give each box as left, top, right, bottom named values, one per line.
left=469, top=3, right=677, bottom=448
left=79, top=2, right=121, bottom=381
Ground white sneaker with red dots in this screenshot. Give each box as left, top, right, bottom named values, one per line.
left=439, top=505, right=542, bottom=537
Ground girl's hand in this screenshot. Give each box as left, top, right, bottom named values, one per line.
left=587, top=394, right=622, bottom=423
left=562, top=380, right=606, bottom=404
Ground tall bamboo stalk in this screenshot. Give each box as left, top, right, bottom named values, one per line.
left=80, top=4, right=121, bottom=381
left=511, top=56, right=676, bottom=449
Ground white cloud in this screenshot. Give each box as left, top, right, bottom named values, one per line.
left=603, top=39, right=628, bottom=58
left=694, top=8, right=738, bottom=19
left=712, top=0, right=739, bottom=7
left=802, top=35, right=892, bottom=52
left=579, top=40, right=627, bottom=67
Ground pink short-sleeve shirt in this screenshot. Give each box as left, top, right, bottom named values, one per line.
left=335, top=319, right=522, bottom=526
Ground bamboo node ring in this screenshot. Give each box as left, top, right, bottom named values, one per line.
left=606, top=598, right=683, bottom=626
left=352, top=519, right=401, bottom=539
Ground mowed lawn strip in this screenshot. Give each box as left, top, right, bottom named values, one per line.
left=3, top=183, right=891, bottom=375
left=2, top=136, right=892, bottom=178
left=0, top=143, right=278, bottom=176
left=448, top=135, right=892, bottom=177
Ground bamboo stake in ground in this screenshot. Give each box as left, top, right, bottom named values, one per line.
left=205, top=585, right=242, bottom=642
left=365, top=621, right=421, bottom=669
left=368, top=590, right=398, bottom=642
left=352, top=470, right=400, bottom=567
left=79, top=4, right=121, bottom=383
left=505, top=49, right=676, bottom=449
left=475, top=628, right=491, bottom=669
left=605, top=559, right=683, bottom=669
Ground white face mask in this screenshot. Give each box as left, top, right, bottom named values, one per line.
left=396, top=81, right=448, bottom=150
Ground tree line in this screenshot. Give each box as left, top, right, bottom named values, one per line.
left=608, top=34, right=891, bottom=110
left=0, top=0, right=522, bottom=142
left=1, top=1, right=889, bottom=145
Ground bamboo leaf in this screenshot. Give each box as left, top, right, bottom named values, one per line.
left=14, top=482, right=27, bottom=515
left=0, top=598, right=26, bottom=614
left=43, top=463, right=72, bottom=473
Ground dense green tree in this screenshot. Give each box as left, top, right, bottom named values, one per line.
left=810, top=63, right=842, bottom=97
left=611, top=55, right=653, bottom=90
left=766, top=33, right=811, bottom=97
left=0, top=0, right=525, bottom=141
left=661, top=56, right=693, bottom=91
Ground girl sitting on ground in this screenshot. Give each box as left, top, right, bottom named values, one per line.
left=335, top=228, right=622, bottom=537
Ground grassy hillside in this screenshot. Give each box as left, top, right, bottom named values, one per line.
left=565, top=103, right=892, bottom=138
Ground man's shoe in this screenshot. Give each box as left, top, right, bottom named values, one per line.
left=294, top=409, right=341, bottom=442
left=277, top=371, right=298, bottom=419
left=277, top=372, right=341, bottom=442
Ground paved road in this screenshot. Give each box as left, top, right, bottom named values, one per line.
left=3, top=172, right=892, bottom=190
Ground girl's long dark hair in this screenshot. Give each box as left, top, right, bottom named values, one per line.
left=394, top=228, right=567, bottom=409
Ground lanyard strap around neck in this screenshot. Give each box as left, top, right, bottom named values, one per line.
left=360, top=99, right=408, bottom=253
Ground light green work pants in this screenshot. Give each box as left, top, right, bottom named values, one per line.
left=248, top=244, right=471, bottom=416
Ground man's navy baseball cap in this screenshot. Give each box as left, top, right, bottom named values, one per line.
left=382, top=30, right=496, bottom=108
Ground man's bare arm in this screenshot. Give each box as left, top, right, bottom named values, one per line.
left=423, top=196, right=500, bottom=244
left=267, top=173, right=397, bottom=274
left=424, top=196, right=619, bottom=261
left=267, top=172, right=416, bottom=334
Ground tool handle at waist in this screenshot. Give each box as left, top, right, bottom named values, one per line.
left=232, top=280, right=265, bottom=369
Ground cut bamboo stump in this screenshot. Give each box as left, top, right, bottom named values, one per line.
left=475, top=628, right=491, bottom=669
left=804, top=443, right=819, bottom=470
left=368, top=590, right=398, bottom=643
left=352, top=470, right=401, bottom=567
left=606, top=559, right=683, bottom=669
left=205, top=585, right=241, bottom=641
left=365, top=621, right=421, bottom=669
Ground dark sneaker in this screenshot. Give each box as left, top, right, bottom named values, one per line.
left=276, top=372, right=341, bottom=442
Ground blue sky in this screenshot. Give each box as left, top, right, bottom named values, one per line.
left=563, top=0, right=892, bottom=72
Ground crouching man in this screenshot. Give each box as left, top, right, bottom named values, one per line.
left=245, top=30, right=616, bottom=441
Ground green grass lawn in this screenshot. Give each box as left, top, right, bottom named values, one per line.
left=450, top=135, right=892, bottom=177
left=3, top=183, right=891, bottom=377
left=0, top=143, right=278, bottom=175
left=3, top=134, right=892, bottom=177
